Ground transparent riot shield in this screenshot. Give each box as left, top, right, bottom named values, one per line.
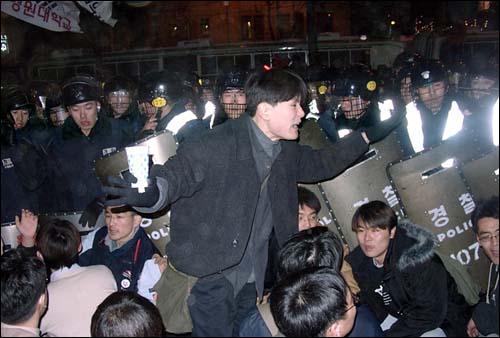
left=459, top=147, right=499, bottom=201
left=93, top=130, right=178, bottom=255
left=387, top=134, right=491, bottom=289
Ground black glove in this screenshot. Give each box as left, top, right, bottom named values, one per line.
left=102, top=170, right=160, bottom=208
left=361, top=107, right=405, bottom=144
left=79, top=197, right=104, bottom=228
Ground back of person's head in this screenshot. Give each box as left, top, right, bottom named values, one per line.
left=298, top=186, right=322, bottom=213
left=36, top=219, right=81, bottom=271
left=270, top=267, right=352, bottom=337
left=471, top=196, right=499, bottom=233
left=91, top=291, right=165, bottom=337
left=1, top=249, right=47, bottom=325
left=277, top=227, right=343, bottom=282
left=351, top=200, right=397, bottom=232
left=245, top=68, right=308, bottom=117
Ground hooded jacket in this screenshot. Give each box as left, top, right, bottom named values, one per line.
left=346, top=220, right=471, bottom=337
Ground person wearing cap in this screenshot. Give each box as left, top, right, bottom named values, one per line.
left=79, top=204, right=159, bottom=293
left=47, top=75, right=133, bottom=225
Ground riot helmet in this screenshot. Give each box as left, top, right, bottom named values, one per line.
left=393, top=52, right=422, bottom=105
left=45, top=95, right=69, bottom=127
left=3, top=85, right=36, bottom=114
left=393, top=51, right=422, bottom=74
left=332, top=65, right=378, bottom=120
left=217, top=70, right=248, bottom=119
left=2, top=86, right=36, bottom=130
left=103, top=76, right=135, bottom=118
left=411, top=60, right=448, bottom=113
left=200, top=77, right=216, bottom=103
left=305, top=65, right=334, bottom=114
left=140, top=71, right=183, bottom=109
left=62, top=75, right=101, bottom=108
left=463, top=66, right=499, bottom=111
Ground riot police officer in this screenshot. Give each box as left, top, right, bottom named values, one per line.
left=217, top=69, right=249, bottom=120
left=48, top=75, right=133, bottom=225
left=460, top=66, right=499, bottom=148
left=103, top=75, right=142, bottom=137
left=136, top=70, right=207, bottom=143
left=2, top=85, right=50, bottom=150
left=330, top=65, right=382, bottom=138
left=401, top=60, right=464, bottom=155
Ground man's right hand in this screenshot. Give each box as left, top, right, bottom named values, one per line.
left=103, top=171, right=160, bottom=208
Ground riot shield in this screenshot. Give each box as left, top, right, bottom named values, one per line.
left=300, top=183, right=350, bottom=245
left=298, top=120, right=406, bottom=249
left=318, top=131, right=406, bottom=249
left=387, top=134, right=491, bottom=289
left=94, top=130, right=178, bottom=255
left=298, top=118, right=331, bottom=150
left=459, top=147, right=499, bottom=201
left=94, top=130, right=178, bottom=187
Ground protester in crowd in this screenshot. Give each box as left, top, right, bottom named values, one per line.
left=91, top=291, right=165, bottom=337
left=36, top=219, right=117, bottom=337
left=467, top=196, right=499, bottom=337
left=346, top=200, right=472, bottom=337
left=103, top=68, right=401, bottom=336
left=1, top=249, right=48, bottom=337
left=79, top=204, right=159, bottom=293
left=270, top=267, right=356, bottom=337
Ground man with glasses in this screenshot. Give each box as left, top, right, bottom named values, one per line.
left=468, top=196, right=499, bottom=337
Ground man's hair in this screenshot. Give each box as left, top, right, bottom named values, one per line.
left=36, top=219, right=81, bottom=270
left=277, top=227, right=343, bottom=282
left=471, top=196, right=499, bottom=234
left=91, top=291, right=165, bottom=337
left=351, top=200, right=397, bottom=232
left=1, top=249, right=47, bottom=324
left=298, top=186, right=321, bottom=213
left=245, top=69, right=308, bottom=117
left=270, top=267, right=350, bottom=337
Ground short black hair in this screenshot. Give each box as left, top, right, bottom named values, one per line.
left=1, top=249, right=47, bottom=324
left=298, top=186, right=321, bottom=213
left=277, top=227, right=343, bottom=282
left=270, top=267, right=350, bottom=337
left=91, top=291, right=165, bottom=337
left=36, top=219, right=81, bottom=270
left=351, top=200, right=397, bottom=233
left=471, top=196, right=499, bottom=234
left=245, top=68, right=308, bottom=117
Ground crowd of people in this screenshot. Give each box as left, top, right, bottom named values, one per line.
left=1, top=49, right=499, bottom=337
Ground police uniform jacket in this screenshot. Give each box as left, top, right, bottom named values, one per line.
left=346, top=220, right=471, bottom=337
left=139, top=114, right=369, bottom=278
left=50, top=115, right=132, bottom=211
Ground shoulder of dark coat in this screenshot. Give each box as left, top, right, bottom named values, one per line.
left=396, top=219, right=438, bottom=272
